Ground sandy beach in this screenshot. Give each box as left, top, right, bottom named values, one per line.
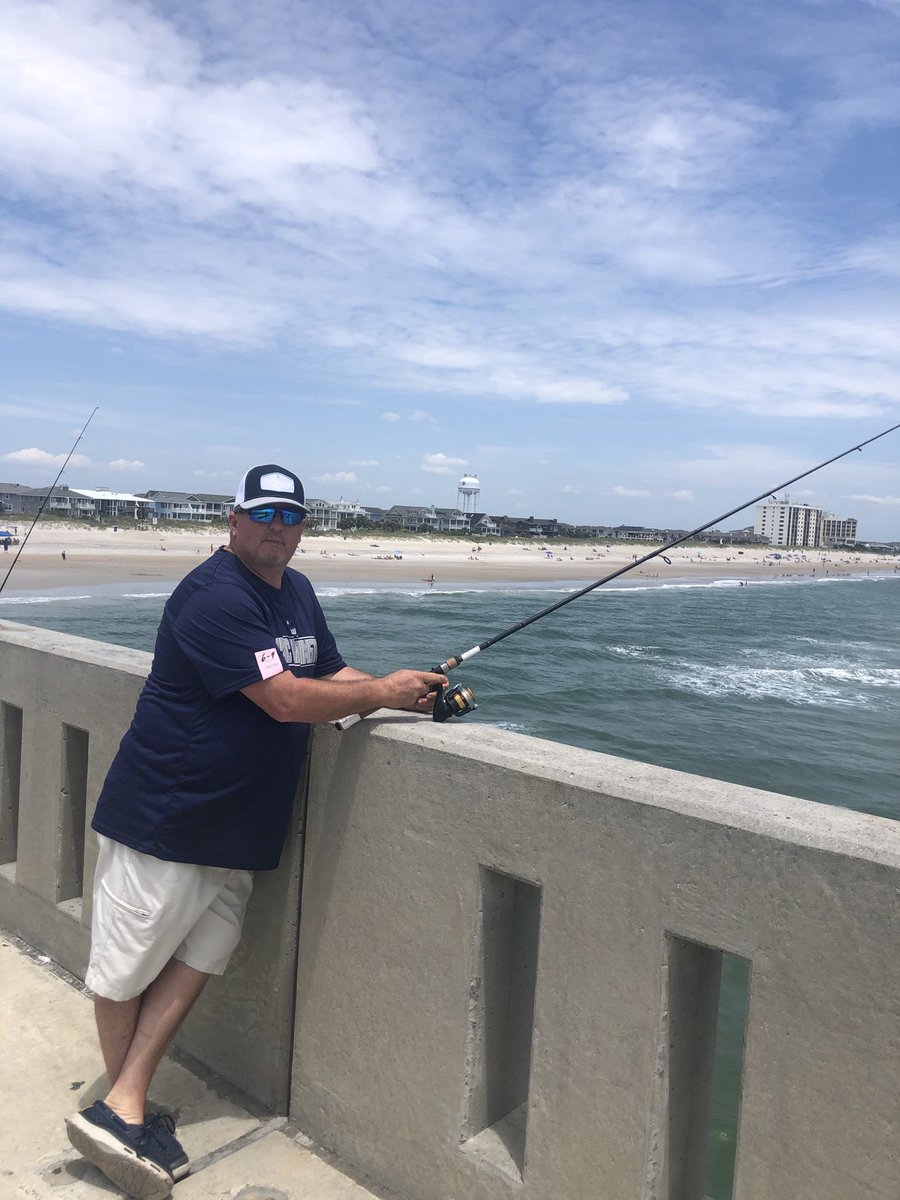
left=0, top=521, right=896, bottom=594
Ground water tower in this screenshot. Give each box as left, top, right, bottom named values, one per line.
left=457, top=473, right=481, bottom=514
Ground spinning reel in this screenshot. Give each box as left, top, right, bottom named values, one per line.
left=430, top=681, right=478, bottom=722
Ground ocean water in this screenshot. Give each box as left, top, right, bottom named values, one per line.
left=2, top=571, right=897, bottom=1195
left=7, top=572, right=893, bottom=816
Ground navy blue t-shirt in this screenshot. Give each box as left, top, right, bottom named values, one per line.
left=92, top=550, right=346, bottom=870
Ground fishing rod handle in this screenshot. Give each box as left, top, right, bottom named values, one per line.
left=333, top=675, right=449, bottom=731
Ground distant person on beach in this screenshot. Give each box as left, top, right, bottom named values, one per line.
left=66, top=463, right=447, bottom=1199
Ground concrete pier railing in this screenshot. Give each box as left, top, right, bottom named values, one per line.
left=0, top=621, right=303, bottom=1112
left=1, top=620, right=898, bottom=1199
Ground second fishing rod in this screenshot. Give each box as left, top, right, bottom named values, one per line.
left=337, top=420, right=899, bottom=729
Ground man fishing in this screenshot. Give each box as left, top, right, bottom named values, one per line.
left=66, top=463, right=447, bottom=1200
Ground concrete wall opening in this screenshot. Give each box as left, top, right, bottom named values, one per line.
left=706, top=953, right=750, bottom=1200
left=0, top=701, right=23, bottom=869
left=58, top=724, right=89, bottom=904
left=645, top=935, right=750, bottom=1200
left=461, top=866, right=542, bottom=1182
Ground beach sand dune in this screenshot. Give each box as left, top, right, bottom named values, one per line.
left=0, top=522, right=895, bottom=593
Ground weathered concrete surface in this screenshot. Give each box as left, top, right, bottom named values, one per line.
left=0, top=621, right=305, bottom=1112
left=293, top=715, right=900, bottom=1200
left=1, top=930, right=382, bottom=1199
left=3, top=621, right=899, bottom=1200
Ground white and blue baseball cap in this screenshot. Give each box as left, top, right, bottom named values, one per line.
left=234, top=464, right=309, bottom=513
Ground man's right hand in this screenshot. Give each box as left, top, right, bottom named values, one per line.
left=376, top=669, right=448, bottom=713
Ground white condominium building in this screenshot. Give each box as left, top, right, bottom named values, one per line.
left=754, top=497, right=822, bottom=547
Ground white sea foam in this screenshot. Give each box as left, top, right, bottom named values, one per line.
left=484, top=720, right=531, bottom=734
left=810, top=666, right=900, bottom=688
left=0, top=593, right=92, bottom=605
left=659, top=659, right=897, bottom=708
left=610, top=644, right=662, bottom=658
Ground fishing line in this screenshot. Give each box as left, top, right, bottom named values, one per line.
left=338, top=420, right=900, bottom=728
left=0, top=408, right=99, bottom=598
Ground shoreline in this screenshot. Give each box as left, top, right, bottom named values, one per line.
left=0, top=523, right=897, bottom=594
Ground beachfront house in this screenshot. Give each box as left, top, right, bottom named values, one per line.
left=68, top=488, right=150, bottom=520
left=378, top=505, right=472, bottom=533
left=489, top=515, right=561, bottom=538
left=571, top=523, right=616, bottom=538
left=140, top=490, right=232, bottom=523
left=432, top=507, right=470, bottom=533
left=385, top=505, right=437, bottom=532
left=465, top=513, right=499, bottom=537
left=304, top=497, right=367, bottom=531
left=0, top=483, right=94, bottom=518
left=0, top=483, right=144, bottom=520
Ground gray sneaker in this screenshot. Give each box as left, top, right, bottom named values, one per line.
left=65, top=1101, right=174, bottom=1200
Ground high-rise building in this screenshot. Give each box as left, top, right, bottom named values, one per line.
left=821, top=514, right=858, bottom=546
left=754, top=496, right=822, bottom=547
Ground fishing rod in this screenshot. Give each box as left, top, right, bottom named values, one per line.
left=0, top=407, right=99, bottom=598
left=337, top=420, right=900, bottom=729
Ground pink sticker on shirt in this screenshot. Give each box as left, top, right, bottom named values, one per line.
left=255, top=648, right=283, bottom=680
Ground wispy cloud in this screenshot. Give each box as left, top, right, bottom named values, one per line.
left=316, top=471, right=358, bottom=485
left=1, top=0, right=898, bottom=535
left=846, top=493, right=900, bottom=505
left=612, top=485, right=651, bottom=498
left=421, top=453, right=467, bottom=475
left=2, top=447, right=91, bottom=468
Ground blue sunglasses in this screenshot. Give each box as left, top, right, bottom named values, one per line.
left=244, top=506, right=305, bottom=526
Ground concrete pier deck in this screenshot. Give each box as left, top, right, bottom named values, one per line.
left=2, top=929, right=383, bottom=1200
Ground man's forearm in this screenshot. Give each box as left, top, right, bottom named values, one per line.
left=242, top=666, right=446, bottom=724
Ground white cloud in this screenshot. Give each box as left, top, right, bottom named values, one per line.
left=421, top=452, right=467, bottom=475
left=0, top=1, right=898, bottom=536
left=0, top=8, right=380, bottom=208
left=612, top=485, right=651, bottom=497
left=108, top=458, right=145, bottom=470
left=316, top=471, right=358, bottom=484
left=667, top=490, right=694, bottom=501
left=2, top=447, right=91, bottom=467
left=846, top=493, right=900, bottom=505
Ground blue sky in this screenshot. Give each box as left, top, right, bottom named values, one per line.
left=2, top=0, right=899, bottom=537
